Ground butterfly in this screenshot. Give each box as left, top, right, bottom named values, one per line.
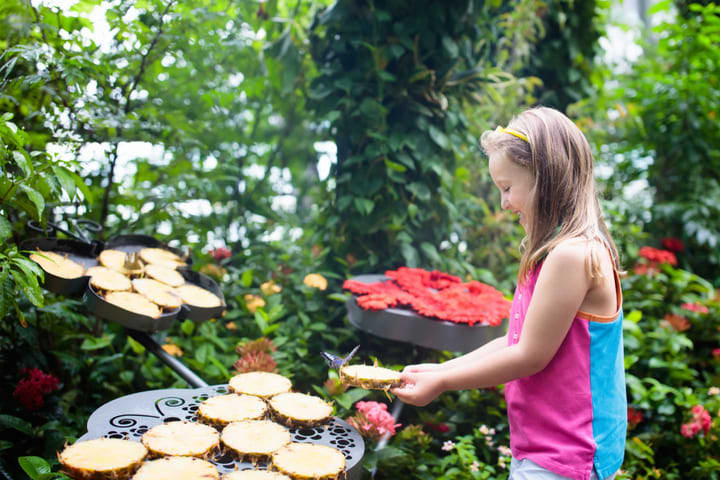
left=320, top=345, right=360, bottom=370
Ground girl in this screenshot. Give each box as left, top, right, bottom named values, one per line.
left=391, top=107, right=626, bottom=480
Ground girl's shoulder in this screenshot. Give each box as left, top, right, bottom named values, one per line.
left=544, top=237, right=591, bottom=266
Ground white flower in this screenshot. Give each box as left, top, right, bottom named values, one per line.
left=709, top=386, right=720, bottom=396
left=442, top=440, right=455, bottom=451
left=498, top=445, right=512, bottom=457
left=470, top=461, right=479, bottom=472
left=479, top=424, right=489, bottom=435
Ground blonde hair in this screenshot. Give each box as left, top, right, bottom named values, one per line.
left=480, top=106, right=621, bottom=283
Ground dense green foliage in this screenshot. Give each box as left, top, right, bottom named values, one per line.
left=579, top=1, right=720, bottom=283
left=1, top=0, right=719, bottom=479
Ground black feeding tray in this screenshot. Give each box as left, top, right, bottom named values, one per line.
left=346, top=274, right=508, bottom=353
left=20, top=237, right=101, bottom=295
left=23, top=226, right=225, bottom=331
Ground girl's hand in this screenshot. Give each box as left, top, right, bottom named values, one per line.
left=390, top=371, right=444, bottom=406
left=403, top=363, right=443, bottom=373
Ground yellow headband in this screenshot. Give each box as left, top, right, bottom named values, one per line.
left=495, top=126, right=529, bottom=143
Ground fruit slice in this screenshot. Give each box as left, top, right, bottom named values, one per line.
left=86, top=266, right=132, bottom=292
left=228, top=372, right=292, bottom=398
left=271, top=443, right=345, bottom=480
left=141, top=421, right=220, bottom=457
left=105, top=291, right=162, bottom=318
left=221, top=420, right=291, bottom=462
left=198, top=393, right=268, bottom=426
left=30, top=250, right=85, bottom=279
left=57, top=437, right=147, bottom=480
left=174, top=284, right=222, bottom=308
left=98, top=249, right=140, bottom=275
left=133, top=456, right=218, bottom=480
left=139, top=247, right=186, bottom=269
left=132, top=278, right=182, bottom=309
left=339, top=365, right=402, bottom=390
left=268, top=392, right=333, bottom=428
left=144, top=264, right=185, bottom=288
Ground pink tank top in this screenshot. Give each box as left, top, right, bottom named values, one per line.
left=505, top=262, right=627, bottom=480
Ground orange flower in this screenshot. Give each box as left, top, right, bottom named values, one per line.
left=261, top=280, right=282, bottom=296
left=304, top=273, right=328, bottom=290
left=162, top=343, right=183, bottom=357
left=663, top=313, right=690, bottom=332
left=244, top=294, right=266, bottom=313
left=226, top=321, right=237, bottom=331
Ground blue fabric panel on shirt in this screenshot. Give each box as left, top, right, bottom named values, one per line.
left=589, top=312, right=627, bottom=480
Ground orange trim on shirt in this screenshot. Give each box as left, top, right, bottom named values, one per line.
left=576, top=268, right=623, bottom=323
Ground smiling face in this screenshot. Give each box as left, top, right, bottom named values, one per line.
left=488, top=152, right=535, bottom=233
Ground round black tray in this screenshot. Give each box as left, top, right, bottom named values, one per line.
left=20, top=237, right=100, bottom=295
left=346, top=274, right=508, bottom=353
left=78, top=385, right=365, bottom=480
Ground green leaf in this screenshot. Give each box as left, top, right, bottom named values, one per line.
left=384, top=159, right=406, bottom=173
left=334, top=388, right=370, bottom=410
left=0, top=414, right=33, bottom=435
left=18, top=457, right=51, bottom=480
left=428, top=125, right=450, bottom=150
left=127, top=336, right=145, bottom=354
left=420, top=242, right=441, bottom=263
left=18, top=184, right=45, bottom=219
left=0, top=216, right=11, bottom=242
left=81, top=335, right=113, bottom=351
left=12, top=151, right=32, bottom=177
left=241, top=270, right=253, bottom=288
left=181, top=319, right=195, bottom=336
left=353, top=198, right=374, bottom=216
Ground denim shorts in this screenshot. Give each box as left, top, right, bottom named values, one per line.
left=509, top=458, right=617, bottom=480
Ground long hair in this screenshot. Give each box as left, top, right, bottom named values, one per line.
left=480, top=106, right=621, bottom=282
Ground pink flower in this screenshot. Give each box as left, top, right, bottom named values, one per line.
left=470, top=461, right=479, bottom=472
left=712, top=348, right=720, bottom=359
left=211, top=247, right=231, bottom=261
left=441, top=440, right=455, bottom=451
left=347, top=401, right=401, bottom=442
left=681, top=302, right=709, bottom=314
left=13, top=368, right=60, bottom=411
left=681, top=405, right=712, bottom=438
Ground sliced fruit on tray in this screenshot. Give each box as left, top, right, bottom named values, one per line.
left=57, top=437, right=148, bottom=480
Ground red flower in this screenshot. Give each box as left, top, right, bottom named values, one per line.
left=344, top=268, right=510, bottom=326
left=638, top=246, right=677, bottom=266
left=627, top=407, right=643, bottom=429
left=681, top=302, right=709, bottom=314
left=424, top=421, right=450, bottom=433
left=13, top=368, right=60, bottom=411
left=661, top=237, right=684, bottom=253
left=211, top=247, right=231, bottom=261
left=713, top=348, right=720, bottom=359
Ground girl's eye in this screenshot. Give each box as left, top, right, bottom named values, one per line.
left=502, top=187, right=510, bottom=193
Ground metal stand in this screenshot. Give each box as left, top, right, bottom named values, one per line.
left=126, top=329, right=208, bottom=388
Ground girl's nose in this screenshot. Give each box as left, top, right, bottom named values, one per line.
left=500, top=195, right=510, bottom=210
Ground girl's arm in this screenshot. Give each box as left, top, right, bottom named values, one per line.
left=404, top=335, right=508, bottom=373
left=392, top=241, right=592, bottom=406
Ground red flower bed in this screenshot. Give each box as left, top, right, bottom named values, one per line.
left=343, top=267, right=510, bottom=326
